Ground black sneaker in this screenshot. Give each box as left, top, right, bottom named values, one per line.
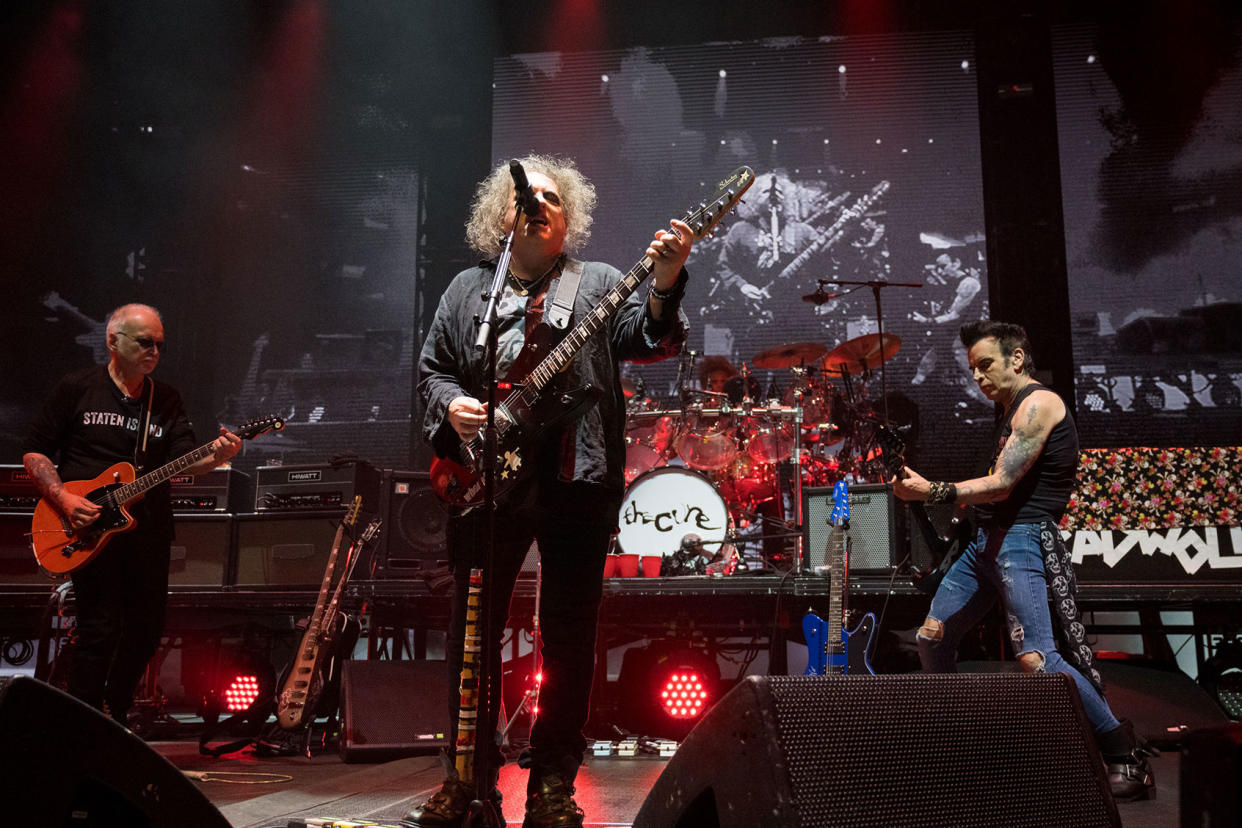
left=522, top=773, right=585, bottom=828
left=404, top=777, right=503, bottom=826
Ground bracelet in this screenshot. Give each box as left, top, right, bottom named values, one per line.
left=649, top=270, right=688, bottom=302
left=927, top=481, right=957, bottom=504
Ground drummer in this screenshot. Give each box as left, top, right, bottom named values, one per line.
left=699, top=355, right=737, bottom=395
left=700, top=355, right=762, bottom=405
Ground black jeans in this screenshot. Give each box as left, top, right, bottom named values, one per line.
left=443, top=482, right=614, bottom=782
left=68, top=532, right=170, bottom=723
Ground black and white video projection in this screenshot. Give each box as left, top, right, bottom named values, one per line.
left=492, top=32, right=989, bottom=477
left=1054, top=16, right=1242, bottom=447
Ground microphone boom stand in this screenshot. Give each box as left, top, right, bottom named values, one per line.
left=465, top=202, right=529, bottom=827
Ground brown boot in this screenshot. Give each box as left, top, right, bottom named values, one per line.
left=522, top=773, right=584, bottom=828
left=403, top=777, right=473, bottom=827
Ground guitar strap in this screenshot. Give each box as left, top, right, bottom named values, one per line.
left=132, top=377, right=154, bottom=473
left=544, top=258, right=583, bottom=330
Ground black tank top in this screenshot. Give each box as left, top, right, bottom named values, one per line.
left=974, top=382, right=1079, bottom=526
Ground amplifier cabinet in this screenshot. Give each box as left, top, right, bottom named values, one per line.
left=0, top=511, right=46, bottom=585
left=0, top=464, right=40, bottom=513
left=802, top=483, right=908, bottom=574
left=169, top=468, right=251, bottom=513
left=0, top=511, right=234, bottom=587
left=234, top=510, right=347, bottom=587
left=169, top=513, right=234, bottom=587
left=374, top=470, right=449, bottom=579
left=254, top=462, right=380, bottom=513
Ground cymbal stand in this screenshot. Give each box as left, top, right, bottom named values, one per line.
left=501, top=557, right=541, bottom=742
left=789, top=388, right=806, bottom=573
left=825, top=279, right=922, bottom=429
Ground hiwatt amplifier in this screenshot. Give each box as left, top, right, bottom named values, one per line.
left=0, top=464, right=40, bottom=513
left=169, top=467, right=251, bottom=513
left=254, top=461, right=381, bottom=513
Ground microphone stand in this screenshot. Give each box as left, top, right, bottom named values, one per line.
left=466, top=200, right=530, bottom=827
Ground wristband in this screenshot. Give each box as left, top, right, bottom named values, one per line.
left=649, top=270, right=688, bottom=302
left=927, top=481, right=958, bottom=504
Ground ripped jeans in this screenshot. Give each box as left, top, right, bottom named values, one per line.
left=918, top=521, right=1121, bottom=733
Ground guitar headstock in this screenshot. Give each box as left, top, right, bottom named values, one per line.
left=236, top=414, right=286, bottom=441
left=874, top=425, right=906, bottom=481
left=829, top=479, right=850, bottom=527
left=344, top=495, right=362, bottom=527
left=359, top=518, right=382, bottom=545
left=681, top=166, right=755, bottom=240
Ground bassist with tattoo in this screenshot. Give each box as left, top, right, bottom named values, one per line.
left=892, top=320, right=1155, bottom=803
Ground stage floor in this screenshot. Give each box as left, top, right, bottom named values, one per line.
left=156, top=738, right=1180, bottom=827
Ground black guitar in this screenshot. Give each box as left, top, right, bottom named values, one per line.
left=874, top=426, right=972, bottom=594
left=430, top=167, right=755, bottom=510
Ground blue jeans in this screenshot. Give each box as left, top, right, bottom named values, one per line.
left=917, top=522, right=1120, bottom=733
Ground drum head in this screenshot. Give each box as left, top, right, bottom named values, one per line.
left=618, top=467, right=732, bottom=559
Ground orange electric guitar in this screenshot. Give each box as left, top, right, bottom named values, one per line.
left=30, top=414, right=284, bottom=575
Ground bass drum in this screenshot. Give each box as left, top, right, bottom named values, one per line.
left=617, top=467, right=734, bottom=568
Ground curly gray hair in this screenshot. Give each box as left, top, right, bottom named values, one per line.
left=465, top=154, right=597, bottom=258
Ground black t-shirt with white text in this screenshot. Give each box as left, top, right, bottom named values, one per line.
left=21, top=366, right=198, bottom=542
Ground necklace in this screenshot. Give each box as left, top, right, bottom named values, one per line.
left=507, top=255, right=564, bottom=296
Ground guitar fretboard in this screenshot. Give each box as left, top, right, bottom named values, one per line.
left=105, top=442, right=219, bottom=508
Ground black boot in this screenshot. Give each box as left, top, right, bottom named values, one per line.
left=1098, top=719, right=1156, bottom=802
left=522, top=773, right=584, bottom=828
left=404, top=772, right=503, bottom=827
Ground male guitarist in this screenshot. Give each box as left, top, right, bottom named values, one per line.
left=892, top=320, right=1154, bottom=802
left=22, top=303, right=241, bottom=727
left=409, top=155, right=691, bottom=828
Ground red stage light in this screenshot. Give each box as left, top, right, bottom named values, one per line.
left=222, top=674, right=263, bottom=712
left=658, top=670, right=710, bottom=719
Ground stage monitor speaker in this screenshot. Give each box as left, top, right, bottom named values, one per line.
left=338, top=659, right=450, bottom=762
left=0, top=511, right=48, bottom=585
left=634, top=673, right=1120, bottom=828
left=374, top=470, right=449, bottom=579
left=234, top=510, right=344, bottom=587
left=0, top=675, right=230, bottom=827
left=168, top=513, right=233, bottom=587
left=803, top=483, right=907, bottom=573
left=1181, top=723, right=1242, bottom=827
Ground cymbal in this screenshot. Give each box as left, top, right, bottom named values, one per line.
left=822, top=333, right=901, bottom=374
left=752, top=342, right=828, bottom=370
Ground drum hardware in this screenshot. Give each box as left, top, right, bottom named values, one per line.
left=751, top=341, right=829, bottom=371
left=820, top=278, right=920, bottom=428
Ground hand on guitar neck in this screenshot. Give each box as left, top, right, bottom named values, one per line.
left=874, top=426, right=972, bottom=593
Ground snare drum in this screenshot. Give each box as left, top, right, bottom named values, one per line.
left=617, top=467, right=734, bottom=563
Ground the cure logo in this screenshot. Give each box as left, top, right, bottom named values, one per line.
left=622, top=499, right=721, bottom=535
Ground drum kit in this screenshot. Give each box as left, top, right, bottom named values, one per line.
left=617, top=331, right=905, bottom=571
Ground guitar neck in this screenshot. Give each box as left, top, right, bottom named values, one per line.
left=110, top=440, right=220, bottom=505
left=826, top=525, right=846, bottom=657
left=304, top=525, right=346, bottom=639
left=776, top=180, right=888, bottom=282
left=525, top=259, right=655, bottom=395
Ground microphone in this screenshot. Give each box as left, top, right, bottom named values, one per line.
left=509, top=160, right=540, bottom=215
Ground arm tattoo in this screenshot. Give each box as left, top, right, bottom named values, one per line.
left=24, top=454, right=64, bottom=499
left=996, top=401, right=1049, bottom=485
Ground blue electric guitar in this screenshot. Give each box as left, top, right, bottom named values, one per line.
left=803, top=480, right=877, bottom=675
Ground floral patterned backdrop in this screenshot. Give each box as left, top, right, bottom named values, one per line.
left=1062, top=446, right=1240, bottom=532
